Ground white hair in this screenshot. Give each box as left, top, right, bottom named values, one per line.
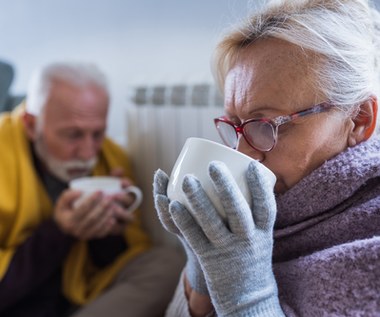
left=26, top=62, right=109, bottom=116
left=213, top=0, right=380, bottom=135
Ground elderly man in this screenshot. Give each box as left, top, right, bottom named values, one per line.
left=0, top=62, right=184, bottom=317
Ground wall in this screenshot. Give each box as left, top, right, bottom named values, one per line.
left=0, top=0, right=248, bottom=145
left=1, top=0, right=379, bottom=145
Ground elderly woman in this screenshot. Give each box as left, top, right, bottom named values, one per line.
left=154, top=0, right=380, bottom=316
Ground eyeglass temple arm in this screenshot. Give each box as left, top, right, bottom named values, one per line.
left=273, top=102, right=334, bottom=126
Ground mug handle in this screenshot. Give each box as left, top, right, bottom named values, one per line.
left=123, top=186, right=143, bottom=213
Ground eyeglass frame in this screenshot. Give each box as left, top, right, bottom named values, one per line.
left=214, top=102, right=335, bottom=152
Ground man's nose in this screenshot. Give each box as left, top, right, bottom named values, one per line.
left=236, top=135, right=264, bottom=162
left=77, top=136, right=98, bottom=161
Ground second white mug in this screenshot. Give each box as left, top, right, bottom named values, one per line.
left=70, top=176, right=143, bottom=213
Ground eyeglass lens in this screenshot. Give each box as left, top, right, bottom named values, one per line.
left=215, top=121, right=238, bottom=148
left=243, top=121, right=275, bottom=151
left=216, top=120, right=276, bottom=151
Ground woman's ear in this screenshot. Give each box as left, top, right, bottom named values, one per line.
left=22, top=112, right=38, bottom=141
left=347, top=97, right=378, bottom=147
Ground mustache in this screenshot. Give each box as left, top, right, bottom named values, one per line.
left=62, top=158, right=98, bottom=170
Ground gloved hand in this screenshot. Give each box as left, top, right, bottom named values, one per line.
left=168, top=161, right=285, bottom=316
left=153, top=169, right=208, bottom=294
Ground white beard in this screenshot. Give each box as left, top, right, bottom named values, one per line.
left=34, top=136, right=97, bottom=183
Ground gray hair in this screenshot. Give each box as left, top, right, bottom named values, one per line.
left=212, top=0, right=380, bottom=135
left=26, top=62, right=109, bottom=116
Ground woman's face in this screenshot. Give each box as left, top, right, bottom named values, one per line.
left=223, top=38, right=353, bottom=193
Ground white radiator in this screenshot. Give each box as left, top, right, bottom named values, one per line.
left=126, top=84, right=224, bottom=245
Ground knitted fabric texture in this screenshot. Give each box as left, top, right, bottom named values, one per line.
left=273, top=138, right=380, bottom=316
left=164, top=139, right=379, bottom=317
left=153, top=169, right=208, bottom=294
left=170, top=161, right=285, bottom=316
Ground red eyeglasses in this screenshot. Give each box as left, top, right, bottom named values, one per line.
left=214, top=102, right=335, bottom=152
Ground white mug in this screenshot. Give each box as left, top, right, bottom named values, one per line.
left=167, top=137, right=276, bottom=219
left=69, top=176, right=143, bottom=213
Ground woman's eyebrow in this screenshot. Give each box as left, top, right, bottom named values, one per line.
left=246, top=105, right=282, bottom=118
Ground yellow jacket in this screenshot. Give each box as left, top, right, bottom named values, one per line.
left=0, top=106, right=151, bottom=304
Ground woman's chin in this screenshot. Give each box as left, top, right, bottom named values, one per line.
left=274, top=180, right=288, bottom=195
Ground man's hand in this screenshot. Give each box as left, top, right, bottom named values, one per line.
left=54, top=189, right=117, bottom=240
left=107, top=167, right=137, bottom=234
left=107, top=193, right=135, bottom=235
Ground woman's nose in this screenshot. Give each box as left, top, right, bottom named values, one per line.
left=236, top=135, right=264, bottom=162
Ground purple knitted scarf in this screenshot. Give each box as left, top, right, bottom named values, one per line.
left=271, top=138, right=380, bottom=316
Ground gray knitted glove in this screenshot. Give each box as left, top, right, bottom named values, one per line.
left=169, top=161, right=285, bottom=316
left=153, top=169, right=208, bottom=294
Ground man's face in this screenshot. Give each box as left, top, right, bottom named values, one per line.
left=33, top=80, right=109, bottom=182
